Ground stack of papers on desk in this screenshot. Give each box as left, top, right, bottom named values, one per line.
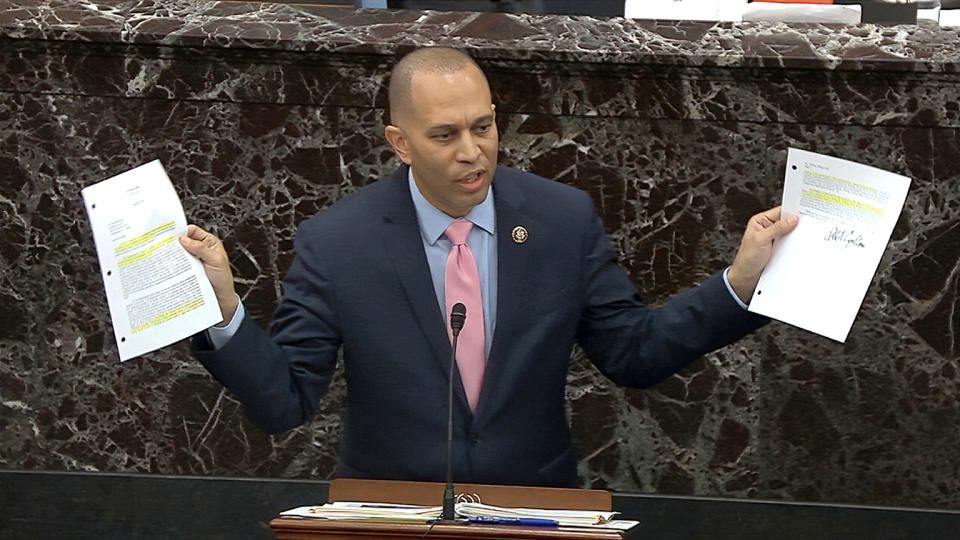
left=280, top=501, right=638, bottom=530
left=281, top=502, right=441, bottom=522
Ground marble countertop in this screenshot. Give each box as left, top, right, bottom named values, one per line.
left=1, top=0, right=959, bottom=72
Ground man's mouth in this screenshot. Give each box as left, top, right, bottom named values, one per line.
left=457, top=170, right=485, bottom=185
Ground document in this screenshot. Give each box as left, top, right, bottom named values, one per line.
left=280, top=502, right=442, bottom=523
left=278, top=501, right=636, bottom=529
left=82, top=160, right=222, bottom=361
left=748, top=148, right=910, bottom=342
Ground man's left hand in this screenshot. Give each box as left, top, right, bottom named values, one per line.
left=726, top=206, right=799, bottom=304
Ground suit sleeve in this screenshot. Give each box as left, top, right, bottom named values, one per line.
left=575, top=206, right=767, bottom=388
left=192, top=222, right=342, bottom=433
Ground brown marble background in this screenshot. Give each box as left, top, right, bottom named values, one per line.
left=1, top=0, right=958, bottom=510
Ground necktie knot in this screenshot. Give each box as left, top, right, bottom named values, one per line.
left=444, top=219, right=473, bottom=246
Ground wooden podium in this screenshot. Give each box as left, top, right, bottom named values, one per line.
left=269, top=478, right=633, bottom=539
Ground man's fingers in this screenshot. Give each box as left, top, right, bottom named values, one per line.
left=775, top=213, right=799, bottom=236
left=750, top=207, right=798, bottom=242
left=752, top=206, right=781, bottom=230
left=760, top=212, right=798, bottom=241
left=179, top=229, right=205, bottom=257
left=185, top=224, right=218, bottom=245
left=180, top=225, right=223, bottom=260
left=183, top=223, right=211, bottom=241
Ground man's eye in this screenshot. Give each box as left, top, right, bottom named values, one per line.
left=475, top=125, right=491, bottom=134
left=433, top=134, right=451, bottom=141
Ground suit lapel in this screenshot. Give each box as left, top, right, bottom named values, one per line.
left=377, top=167, right=469, bottom=409
left=475, top=167, right=531, bottom=420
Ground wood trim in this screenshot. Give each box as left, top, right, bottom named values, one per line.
left=328, top=478, right=612, bottom=510
left=270, top=517, right=626, bottom=539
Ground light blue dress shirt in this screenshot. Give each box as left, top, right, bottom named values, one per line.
left=407, top=169, right=498, bottom=357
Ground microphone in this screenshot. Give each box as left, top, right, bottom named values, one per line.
left=450, top=303, right=466, bottom=335
left=441, top=302, right=466, bottom=522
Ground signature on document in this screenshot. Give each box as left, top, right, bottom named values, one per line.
left=824, top=225, right=866, bottom=248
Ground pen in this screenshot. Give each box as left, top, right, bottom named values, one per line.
left=467, top=516, right=560, bottom=527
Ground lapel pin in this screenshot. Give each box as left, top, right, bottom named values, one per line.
left=511, top=226, right=528, bottom=244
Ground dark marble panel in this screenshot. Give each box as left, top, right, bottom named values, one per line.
left=749, top=123, right=960, bottom=508
left=498, top=114, right=774, bottom=296
left=506, top=113, right=960, bottom=509
left=0, top=91, right=353, bottom=478
left=5, top=471, right=959, bottom=540
left=0, top=0, right=132, bottom=42
left=485, top=61, right=960, bottom=127
left=5, top=38, right=958, bottom=137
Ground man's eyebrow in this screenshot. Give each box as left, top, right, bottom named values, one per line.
left=426, top=115, right=495, bottom=132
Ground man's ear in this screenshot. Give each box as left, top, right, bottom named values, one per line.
left=384, top=125, right=412, bottom=165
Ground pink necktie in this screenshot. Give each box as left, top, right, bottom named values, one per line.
left=444, top=219, right=485, bottom=413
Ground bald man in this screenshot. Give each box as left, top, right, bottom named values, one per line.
left=182, top=47, right=796, bottom=487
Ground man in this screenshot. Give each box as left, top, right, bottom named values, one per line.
left=181, top=47, right=797, bottom=487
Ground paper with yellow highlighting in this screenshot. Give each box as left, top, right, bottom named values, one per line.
left=82, top=160, right=222, bottom=361
left=748, top=148, right=910, bottom=342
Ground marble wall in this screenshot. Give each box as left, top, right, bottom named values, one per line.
left=1, top=0, right=958, bottom=510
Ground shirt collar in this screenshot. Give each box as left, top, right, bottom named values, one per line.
left=408, top=167, right=496, bottom=245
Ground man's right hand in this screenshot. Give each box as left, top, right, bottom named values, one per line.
left=180, top=224, right=238, bottom=327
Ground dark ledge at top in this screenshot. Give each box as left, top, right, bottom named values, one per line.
left=1, top=0, right=959, bottom=72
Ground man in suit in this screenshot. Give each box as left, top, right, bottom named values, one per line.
left=181, top=47, right=797, bottom=487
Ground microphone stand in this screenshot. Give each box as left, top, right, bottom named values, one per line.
left=440, top=303, right=466, bottom=523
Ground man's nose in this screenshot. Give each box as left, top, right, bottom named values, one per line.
left=455, top=132, right=482, bottom=162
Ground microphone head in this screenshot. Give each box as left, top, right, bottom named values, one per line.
left=450, top=302, right=467, bottom=335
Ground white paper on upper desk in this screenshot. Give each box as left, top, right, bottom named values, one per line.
left=624, top=0, right=747, bottom=22
left=748, top=148, right=910, bottom=342
left=81, top=160, right=222, bottom=361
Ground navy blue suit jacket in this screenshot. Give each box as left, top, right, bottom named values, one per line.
left=193, top=165, right=766, bottom=487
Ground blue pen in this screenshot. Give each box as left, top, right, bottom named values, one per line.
left=467, top=516, right=559, bottom=527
